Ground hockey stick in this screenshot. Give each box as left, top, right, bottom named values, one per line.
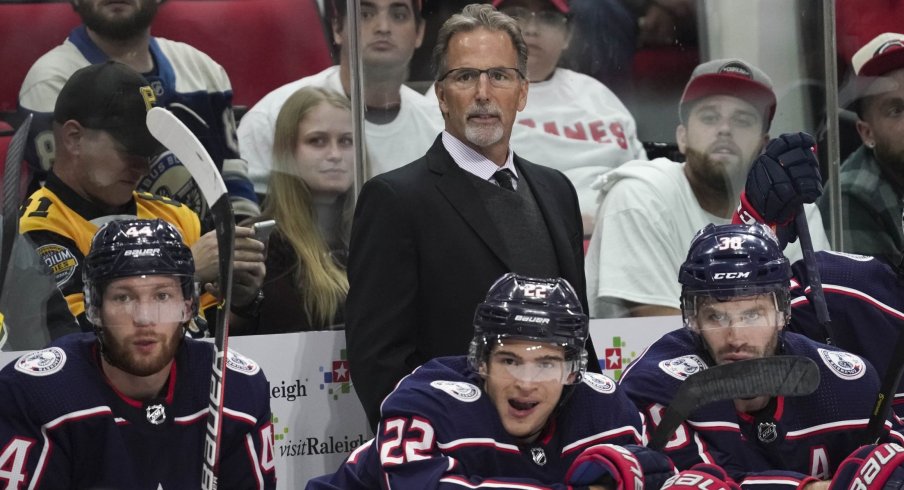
left=146, top=107, right=235, bottom=489
left=648, top=355, right=820, bottom=451
left=862, top=329, right=904, bottom=445
left=795, top=205, right=833, bottom=339
left=0, top=114, right=32, bottom=302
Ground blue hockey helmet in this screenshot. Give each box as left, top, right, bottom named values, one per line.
left=83, top=218, right=197, bottom=324
left=679, top=223, right=791, bottom=329
left=469, top=273, right=588, bottom=384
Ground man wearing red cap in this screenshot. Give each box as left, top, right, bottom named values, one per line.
left=585, top=58, right=830, bottom=318
left=818, top=32, right=904, bottom=265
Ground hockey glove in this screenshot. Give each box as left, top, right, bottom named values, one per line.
left=661, top=464, right=741, bottom=490
left=829, top=443, right=904, bottom=490
left=565, top=444, right=676, bottom=490
left=737, top=132, right=822, bottom=247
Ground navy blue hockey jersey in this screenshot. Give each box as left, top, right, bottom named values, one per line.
left=308, top=356, right=643, bottom=489
left=787, top=251, right=904, bottom=418
left=0, top=333, right=276, bottom=489
left=620, top=329, right=900, bottom=490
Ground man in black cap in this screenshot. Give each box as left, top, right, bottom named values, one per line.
left=18, top=61, right=266, bottom=333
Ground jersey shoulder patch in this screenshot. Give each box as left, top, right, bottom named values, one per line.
left=15, top=347, right=67, bottom=376
left=582, top=372, right=617, bottom=394
left=658, top=355, right=708, bottom=381
left=36, top=243, right=79, bottom=287
left=429, top=380, right=482, bottom=402
left=817, top=348, right=866, bottom=380
left=225, top=349, right=261, bottom=376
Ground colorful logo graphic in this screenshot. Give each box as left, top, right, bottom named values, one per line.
left=601, top=336, right=637, bottom=381
left=320, top=349, right=352, bottom=400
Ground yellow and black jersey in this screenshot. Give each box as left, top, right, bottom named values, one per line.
left=19, top=173, right=206, bottom=324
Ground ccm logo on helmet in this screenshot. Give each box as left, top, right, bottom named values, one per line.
left=712, top=272, right=750, bottom=280
left=850, top=444, right=904, bottom=490
left=514, top=315, right=550, bottom=325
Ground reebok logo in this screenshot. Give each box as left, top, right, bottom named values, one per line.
left=514, top=315, right=549, bottom=325
left=712, top=272, right=750, bottom=279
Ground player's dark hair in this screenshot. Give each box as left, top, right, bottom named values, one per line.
left=330, top=0, right=423, bottom=26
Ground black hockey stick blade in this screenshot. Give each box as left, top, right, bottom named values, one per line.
left=795, top=205, right=833, bottom=339
left=649, top=355, right=820, bottom=451
left=0, top=114, right=32, bottom=301
left=147, top=107, right=235, bottom=489
left=863, top=328, right=904, bottom=445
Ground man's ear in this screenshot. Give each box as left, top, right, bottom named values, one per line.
left=516, top=79, right=529, bottom=112
left=435, top=82, right=448, bottom=116
left=331, top=17, right=344, bottom=46
left=676, top=124, right=688, bottom=155
left=856, top=119, right=875, bottom=148
left=59, top=120, right=84, bottom=155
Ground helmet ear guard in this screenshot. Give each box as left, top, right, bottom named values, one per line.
left=469, top=273, right=589, bottom=385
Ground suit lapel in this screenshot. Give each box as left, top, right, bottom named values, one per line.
left=517, top=158, right=579, bottom=280
left=427, top=140, right=513, bottom=269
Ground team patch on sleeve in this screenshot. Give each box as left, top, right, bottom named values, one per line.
left=817, top=348, right=866, bottom=380
left=36, top=243, right=79, bottom=287
left=658, top=355, right=708, bottom=381
left=583, top=372, right=617, bottom=394
left=225, top=350, right=260, bottom=376
left=15, top=347, right=67, bottom=376
left=429, top=380, right=481, bottom=402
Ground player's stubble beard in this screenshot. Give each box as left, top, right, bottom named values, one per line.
left=77, top=0, right=158, bottom=41
left=102, top=324, right=182, bottom=377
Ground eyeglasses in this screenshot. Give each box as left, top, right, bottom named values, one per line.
left=438, top=67, right=525, bottom=89
left=501, top=6, right=568, bottom=28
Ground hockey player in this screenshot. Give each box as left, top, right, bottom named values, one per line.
left=308, top=273, right=675, bottom=489
left=18, top=0, right=259, bottom=221
left=736, top=131, right=904, bottom=420
left=620, top=223, right=898, bottom=489
left=0, top=218, right=275, bottom=488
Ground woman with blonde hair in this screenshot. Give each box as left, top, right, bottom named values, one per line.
left=233, top=86, right=354, bottom=333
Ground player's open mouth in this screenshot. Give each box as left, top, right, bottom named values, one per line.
left=509, top=399, right=539, bottom=414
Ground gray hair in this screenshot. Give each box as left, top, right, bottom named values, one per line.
left=431, top=3, right=528, bottom=81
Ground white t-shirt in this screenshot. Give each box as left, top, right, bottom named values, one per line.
left=424, top=67, right=646, bottom=220
left=585, top=158, right=832, bottom=317
left=237, top=65, right=443, bottom=193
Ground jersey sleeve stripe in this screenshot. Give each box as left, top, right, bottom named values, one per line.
left=436, top=438, right=520, bottom=454
left=223, top=407, right=258, bottom=426
left=560, top=425, right=643, bottom=455
left=784, top=419, right=868, bottom=439
left=244, top=432, right=264, bottom=490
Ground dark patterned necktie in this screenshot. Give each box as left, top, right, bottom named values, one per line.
left=494, top=169, right=516, bottom=191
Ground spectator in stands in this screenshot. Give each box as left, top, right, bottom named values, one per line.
left=18, top=62, right=265, bottom=334
left=17, top=0, right=259, bottom=222
left=494, top=0, right=647, bottom=232
left=233, top=87, right=353, bottom=334
left=585, top=58, right=831, bottom=318
left=345, top=3, right=596, bottom=430
left=819, top=32, right=904, bottom=265
left=238, top=0, right=442, bottom=195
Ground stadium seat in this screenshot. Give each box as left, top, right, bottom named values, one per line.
left=0, top=0, right=332, bottom=117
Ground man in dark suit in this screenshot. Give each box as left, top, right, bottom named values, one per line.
left=346, top=3, right=596, bottom=428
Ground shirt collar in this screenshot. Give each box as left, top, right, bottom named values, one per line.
left=441, top=131, right=517, bottom=182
